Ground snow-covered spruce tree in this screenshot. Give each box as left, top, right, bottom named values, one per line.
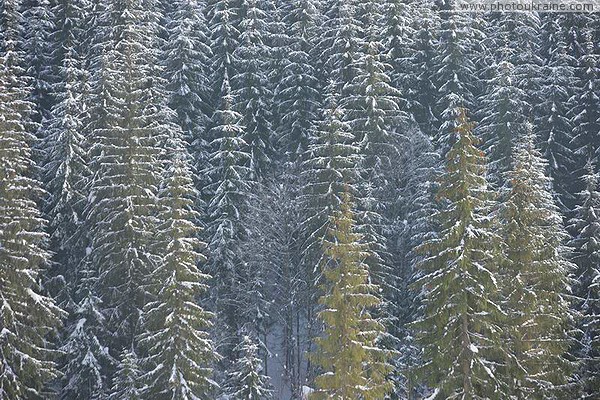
left=315, top=0, right=361, bottom=93
left=203, top=72, right=253, bottom=362
left=109, top=349, right=142, bottom=400
left=22, top=0, right=56, bottom=126
left=84, top=0, right=166, bottom=353
left=432, top=4, right=481, bottom=154
left=163, top=0, right=213, bottom=167
left=536, top=15, right=576, bottom=213
left=226, top=335, right=273, bottom=399
left=499, top=128, right=574, bottom=399
left=568, top=160, right=600, bottom=398
left=0, top=2, right=64, bottom=398
left=0, top=0, right=63, bottom=399
left=60, top=262, right=114, bottom=399
left=383, top=0, right=414, bottom=99
left=137, top=138, right=217, bottom=399
left=232, top=0, right=275, bottom=180
left=412, top=108, right=507, bottom=399
left=274, top=0, right=321, bottom=163
left=477, top=56, right=529, bottom=183
left=41, top=0, right=90, bottom=311
left=310, top=191, right=393, bottom=400
left=569, top=31, right=600, bottom=181
left=206, top=0, right=241, bottom=101
left=297, top=92, right=362, bottom=386
left=341, top=0, right=406, bottom=346
left=299, top=91, right=361, bottom=288
left=407, top=0, right=439, bottom=140
left=343, top=0, right=405, bottom=184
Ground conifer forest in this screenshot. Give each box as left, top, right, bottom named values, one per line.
left=1, top=0, right=599, bottom=398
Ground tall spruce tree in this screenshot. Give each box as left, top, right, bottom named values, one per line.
left=138, top=138, right=217, bottom=399
left=84, top=0, right=167, bottom=354
left=241, top=175, right=305, bottom=395
left=226, top=335, right=273, bottom=399
left=412, top=109, right=507, bottom=399
left=570, top=31, right=600, bottom=183
left=432, top=4, right=481, bottom=154
left=394, top=124, right=439, bottom=399
left=0, top=1, right=64, bottom=397
left=203, top=72, right=253, bottom=362
left=60, top=261, right=114, bottom=399
left=297, top=93, right=362, bottom=386
left=310, top=192, right=392, bottom=400
left=478, top=56, right=529, bottom=182
left=274, top=0, right=321, bottom=162
left=232, top=0, right=275, bottom=180
left=568, top=160, right=600, bottom=398
left=163, top=0, right=213, bottom=167
left=109, top=349, right=142, bottom=400
left=499, top=128, right=574, bottom=399
left=407, top=0, right=439, bottom=140
left=41, top=0, right=90, bottom=311
left=22, top=0, right=56, bottom=126
left=315, top=0, right=361, bottom=93
left=536, top=15, right=576, bottom=213
left=206, top=0, right=241, bottom=100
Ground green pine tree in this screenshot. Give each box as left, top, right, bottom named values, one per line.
left=138, top=137, right=217, bottom=399
left=412, top=108, right=507, bottom=399
left=0, top=1, right=64, bottom=397
left=310, top=191, right=392, bottom=400
left=499, top=127, right=575, bottom=399
left=226, top=335, right=273, bottom=399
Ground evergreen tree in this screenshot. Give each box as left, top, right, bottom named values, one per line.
left=536, top=15, right=576, bottom=213
left=274, top=0, right=321, bottom=162
left=432, top=5, right=481, bottom=154
left=138, top=138, right=217, bottom=399
left=22, top=0, right=56, bottom=125
left=109, top=349, right=142, bottom=400
left=500, top=128, right=574, bottom=399
left=315, top=0, right=361, bottom=93
left=300, top=92, right=361, bottom=279
left=340, top=0, right=406, bottom=325
left=568, top=160, right=600, bottom=398
left=570, top=31, right=600, bottom=180
left=405, top=0, right=439, bottom=140
left=297, top=93, right=362, bottom=385
left=163, top=0, right=213, bottom=166
left=206, top=0, right=241, bottom=99
left=310, top=192, right=392, bottom=400
left=412, top=109, right=507, bottom=399
left=42, top=0, right=90, bottom=310
left=232, top=0, right=275, bottom=179
left=478, top=57, right=529, bottom=181
left=203, top=72, right=253, bottom=361
left=0, top=1, right=64, bottom=397
left=84, top=0, right=167, bottom=352
left=60, top=262, right=114, bottom=399
left=226, top=335, right=273, bottom=399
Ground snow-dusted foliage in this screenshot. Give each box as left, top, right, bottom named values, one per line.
left=413, top=109, right=507, bottom=399
left=499, top=128, right=575, bottom=398
left=138, top=135, right=217, bottom=399
left=2, top=0, right=598, bottom=397
left=568, top=160, right=600, bottom=398
left=311, top=192, right=392, bottom=400
left=226, top=335, right=273, bottom=399
left=0, top=2, right=64, bottom=397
